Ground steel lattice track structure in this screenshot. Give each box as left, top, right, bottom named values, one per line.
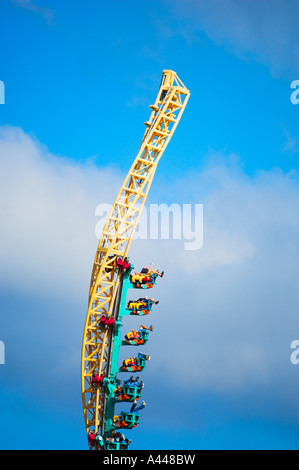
left=81, top=70, right=190, bottom=449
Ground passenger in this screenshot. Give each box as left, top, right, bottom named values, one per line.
left=123, top=376, right=144, bottom=389
left=95, top=434, right=104, bottom=448
left=140, top=264, right=164, bottom=277
left=106, top=432, right=132, bottom=447
left=123, top=258, right=131, bottom=270
left=140, top=324, right=154, bottom=332
left=122, top=352, right=150, bottom=368
left=127, top=299, right=146, bottom=310
left=114, top=432, right=132, bottom=447
left=116, top=257, right=124, bottom=269
left=123, top=375, right=137, bottom=386
left=123, top=375, right=135, bottom=386
left=125, top=325, right=153, bottom=341
left=138, top=297, right=159, bottom=305
left=138, top=352, right=151, bottom=361
left=91, top=372, right=100, bottom=388
left=130, top=273, right=147, bottom=284
left=131, top=399, right=146, bottom=413
left=88, top=430, right=96, bottom=447
left=133, top=376, right=144, bottom=390
left=106, top=316, right=115, bottom=328
left=113, top=411, right=139, bottom=429
left=136, top=381, right=144, bottom=393
left=99, top=314, right=115, bottom=329
left=114, top=385, right=123, bottom=397
left=125, top=329, right=141, bottom=341
left=122, top=356, right=137, bottom=368
left=114, top=402, right=146, bottom=430
left=116, top=256, right=131, bottom=272
left=134, top=376, right=142, bottom=384
left=92, top=371, right=105, bottom=388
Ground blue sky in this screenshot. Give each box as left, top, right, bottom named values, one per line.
left=1, top=0, right=299, bottom=450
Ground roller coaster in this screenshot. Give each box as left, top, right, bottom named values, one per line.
left=81, top=70, right=190, bottom=450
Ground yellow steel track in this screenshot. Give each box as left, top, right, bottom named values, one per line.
left=81, top=70, right=190, bottom=448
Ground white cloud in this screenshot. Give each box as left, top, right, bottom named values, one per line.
left=1, top=126, right=299, bottom=404
left=8, top=0, right=54, bottom=24
left=166, top=0, right=299, bottom=76
left=129, top=159, right=299, bottom=394
left=281, top=127, right=299, bottom=153
left=0, top=125, right=123, bottom=298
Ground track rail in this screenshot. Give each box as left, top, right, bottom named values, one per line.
left=81, top=70, right=190, bottom=448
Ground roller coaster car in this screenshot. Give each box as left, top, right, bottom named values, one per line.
left=114, top=386, right=142, bottom=402
left=99, top=314, right=115, bottom=329
left=120, top=357, right=147, bottom=372
left=113, top=411, right=140, bottom=429
left=104, top=440, right=129, bottom=450
left=115, top=256, right=131, bottom=272
left=91, top=373, right=104, bottom=389
left=125, top=330, right=149, bottom=346
left=126, top=300, right=153, bottom=316
left=129, top=273, right=157, bottom=289
left=131, top=308, right=150, bottom=316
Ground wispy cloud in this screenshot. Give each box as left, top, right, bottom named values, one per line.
left=0, top=125, right=123, bottom=297
left=1, top=126, right=299, bottom=423
left=166, top=0, right=299, bottom=76
left=130, top=157, right=299, bottom=401
left=281, top=127, right=299, bottom=153
left=125, top=95, right=150, bottom=109
left=153, top=17, right=200, bottom=45
left=8, top=0, right=54, bottom=24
